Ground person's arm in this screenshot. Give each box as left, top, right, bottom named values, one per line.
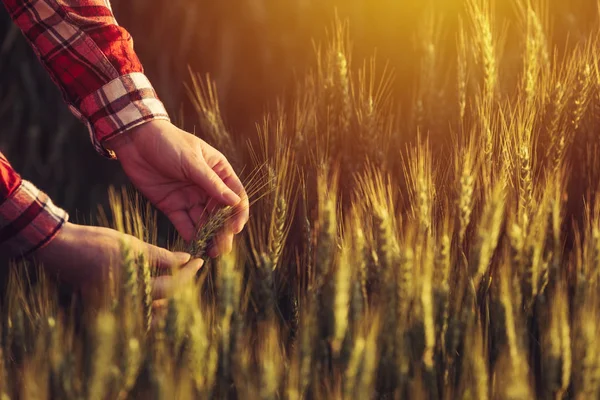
left=1, top=0, right=169, bottom=158
left=2, top=0, right=250, bottom=254
left=0, top=151, right=202, bottom=294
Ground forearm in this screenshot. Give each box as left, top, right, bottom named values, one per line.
left=1, top=0, right=170, bottom=157
left=0, top=153, right=68, bottom=256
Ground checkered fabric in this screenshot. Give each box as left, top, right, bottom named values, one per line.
left=2, top=0, right=170, bottom=157
left=0, top=155, right=68, bottom=256
left=0, top=0, right=168, bottom=254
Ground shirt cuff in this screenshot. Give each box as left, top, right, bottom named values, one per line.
left=0, top=180, right=68, bottom=257
left=71, top=72, right=171, bottom=159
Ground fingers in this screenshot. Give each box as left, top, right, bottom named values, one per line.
left=168, top=209, right=197, bottom=242
left=151, top=258, right=204, bottom=299
left=144, top=241, right=191, bottom=270
left=189, top=159, right=240, bottom=207
left=207, top=227, right=234, bottom=258
left=223, top=174, right=250, bottom=234
left=214, top=160, right=249, bottom=234
left=189, top=198, right=234, bottom=258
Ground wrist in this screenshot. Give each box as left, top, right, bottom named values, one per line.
left=34, top=222, right=78, bottom=261
left=103, top=119, right=170, bottom=157
left=103, top=128, right=135, bottom=156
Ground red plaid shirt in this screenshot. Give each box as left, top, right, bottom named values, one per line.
left=0, top=0, right=170, bottom=256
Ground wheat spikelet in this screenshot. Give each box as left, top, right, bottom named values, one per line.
left=0, top=348, right=9, bottom=400
left=268, top=195, right=287, bottom=266
left=571, top=62, right=592, bottom=134
left=366, top=179, right=399, bottom=393
left=187, top=206, right=233, bottom=259
left=416, top=9, right=442, bottom=137
left=353, top=56, right=394, bottom=164
left=349, top=211, right=368, bottom=324
left=548, top=173, right=564, bottom=286
left=518, top=142, right=533, bottom=227
left=572, top=298, right=600, bottom=400
left=460, top=317, right=489, bottom=400
left=117, top=338, right=141, bottom=400
left=499, top=268, right=520, bottom=371
left=495, top=264, right=534, bottom=400
left=344, top=336, right=366, bottom=399
left=433, top=231, right=450, bottom=371
left=404, top=136, right=435, bottom=235
left=254, top=253, right=275, bottom=322
left=87, top=311, right=116, bottom=400
left=164, top=291, right=189, bottom=361
left=457, top=17, right=468, bottom=125
left=216, top=249, right=242, bottom=394
left=258, top=324, right=283, bottom=400
left=185, top=297, right=211, bottom=396
left=21, top=355, right=49, bottom=400
left=592, top=226, right=600, bottom=285
left=517, top=0, right=547, bottom=109
left=252, top=125, right=297, bottom=268
left=119, top=243, right=141, bottom=340
left=558, top=286, right=572, bottom=398
left=397, top=244, right=415, bottom=324
left=332, top=238, right=351, bottom=357
left=545, top=80, right=567, bottom=167
left=301, top=182, right=314, bottom=284
left=137, top=254, right=153, bottom=333
left=51, top=339, right=77, bottom=400
left=394, top=243, right=414, bottom=393
left=204, top=338, right=219, bottom=398
left=523, top=191, right=551, bottom=312
left=466, top=0, right=498, bottom=172
left=470, top=178, right=506, bottom=288
left=373, top=205, right=397, bottom=285
left=286, top=353, right=301, bottom=400
left=315, top=166, right=337, bottom=288
left=186, top=70, right=236, bottom=159
left=324, top=16, right=352, bottom=164
left=334, top=49, right=351, bottom=137
left=356, top=315, right=380, bottom=400
left=467, top=0, right=497, bottom=103
left=457, top=141, right=476, bottom=244
left=538, top=288, right=560, bottom=398
left=9, top=307, right=24, bottom=367
left=420, top=235, right=437, bottom=399
left=298, top=296, right=317, bottom=397
left=21, top=310, right=59, bottom=399
left=537, top=277, right=571, bottom=399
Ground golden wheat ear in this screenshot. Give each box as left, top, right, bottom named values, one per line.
left=186, top=162, right=273, bottom=259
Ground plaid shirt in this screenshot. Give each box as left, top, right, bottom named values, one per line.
left=0, top=0, right=170, bottom=256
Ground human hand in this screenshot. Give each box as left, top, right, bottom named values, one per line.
left=34, top=222, right=203, bottom=299
left=104, top=120, right=249, bottom=258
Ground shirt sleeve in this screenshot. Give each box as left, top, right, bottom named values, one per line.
left=0, top=153, right=68, bottom=256
left=1, top=0, right=170, bottom=158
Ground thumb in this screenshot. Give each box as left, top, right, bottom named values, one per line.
left=190, top=161, right=241, bottom=206
left=151, top=258, right=204, bottom=299
left=147, top=245, right=191, bottom=269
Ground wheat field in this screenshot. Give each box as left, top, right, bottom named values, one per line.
left=4, top=0, right=600, bottom=399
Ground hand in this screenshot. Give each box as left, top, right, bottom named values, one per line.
left=34, top=222, right=203, bottom=299
left=105, top=120, right=249, bottom=258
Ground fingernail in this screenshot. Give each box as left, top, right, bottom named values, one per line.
left=175, top=252, right=191, bottom=264
left=222, top=189, right=241, bottom=205
left=208, top=246, right=219, bottom=258
left=187, top=258, right=204, bottom=271
left=234, top=222, right=245, bottom=234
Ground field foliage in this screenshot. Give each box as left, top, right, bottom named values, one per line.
left=3, top=0, right=600, bottom=399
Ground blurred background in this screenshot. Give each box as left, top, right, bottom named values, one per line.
left=0, top=0, right=593, bottom=226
